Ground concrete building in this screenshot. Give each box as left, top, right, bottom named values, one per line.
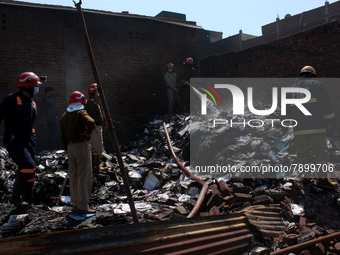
left=203, top=1, right=340, bottom=57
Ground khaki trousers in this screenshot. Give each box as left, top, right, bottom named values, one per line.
left=67, top=142, right=93, bottom=211
left=90, top=125, right=103, bottom=155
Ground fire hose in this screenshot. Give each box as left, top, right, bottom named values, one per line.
left=163, top=122, right=208, bottom=218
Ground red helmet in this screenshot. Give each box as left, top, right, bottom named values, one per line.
left=88, top=83, right=97, bottom=94
left=167, top=63, right=174, bottom=68
left=69, top=91, right=87, bottom=104
left=185, top=57, right=194, bottom=64
left=16, top=72, right=41, bottom=88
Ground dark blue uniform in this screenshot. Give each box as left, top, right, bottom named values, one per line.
left=288, top=78, right=335, bottom=136
left=287, top=77, right=335, bottom=165
left=0, top=90, right=37, bottom=182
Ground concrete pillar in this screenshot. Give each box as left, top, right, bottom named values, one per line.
left=325, top=1, right=329, bottom=23
left=239, top=29, right=243, bottom=51
left=276, top=17, right=280, bottom=39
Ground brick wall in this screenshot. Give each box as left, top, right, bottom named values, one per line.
left=200, top=20, right=340, bottom=129
left=0, top=2, right=198, bottom=151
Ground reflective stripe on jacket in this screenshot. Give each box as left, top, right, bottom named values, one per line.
left=287, top=78, right=334, bottom=136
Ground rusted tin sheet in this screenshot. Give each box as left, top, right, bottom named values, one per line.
left=239, top=204, right=285, bottom=239
left=0, top=213, right=253, bottom=254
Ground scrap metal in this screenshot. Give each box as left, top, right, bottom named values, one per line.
left=0, top=213, right=253, bottom=254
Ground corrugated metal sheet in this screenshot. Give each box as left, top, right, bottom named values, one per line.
left=239, top=204, right=285, bottom=239
left=0, top=213, right=254, bottom=255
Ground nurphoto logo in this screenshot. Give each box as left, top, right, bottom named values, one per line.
left=189, top=77, right=338, bottom=179
left=198, top=83, right=311, bottom=116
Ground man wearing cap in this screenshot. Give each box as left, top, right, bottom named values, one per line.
left=85, top=83, right=104, bottom=178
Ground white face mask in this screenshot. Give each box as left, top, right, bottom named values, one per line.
left=67, top=102, right=85, bottom=112
left=34, top=87, right=39, bottom=96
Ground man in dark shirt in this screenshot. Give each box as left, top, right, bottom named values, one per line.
left=287, top=66, right=336, bottom=189
left=0, top=72, right=45, bottom=207
left=85, top=83, right=104, bottom=177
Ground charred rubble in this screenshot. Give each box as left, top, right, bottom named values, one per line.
left=1, top=112, right=340, bottom=254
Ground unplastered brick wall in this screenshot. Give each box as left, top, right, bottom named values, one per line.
left=200, top=20, right=340, bottom=129
left=0, top=1, right=198, bottom=150
left=0, top=3, right=66, bottom=150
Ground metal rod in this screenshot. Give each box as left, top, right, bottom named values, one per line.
left=163, top=121, right=208, bottom=218
left=73, top=0, right=138, bottom=223
left=271, top=231, right=340, bottom=255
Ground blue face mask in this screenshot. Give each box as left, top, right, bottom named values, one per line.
left=34, top=87, right=39, bottom=96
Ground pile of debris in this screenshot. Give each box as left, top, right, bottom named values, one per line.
left=0, top=113, right=340, bottom=254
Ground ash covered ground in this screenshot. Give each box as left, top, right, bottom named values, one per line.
left=1, top=113, right=340, bottom=253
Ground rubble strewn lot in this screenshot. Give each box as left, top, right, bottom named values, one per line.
left=1, top=113, right=340, bottom=254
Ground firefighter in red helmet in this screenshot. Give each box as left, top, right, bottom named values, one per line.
left=85, top=83, right=104, bottom=178
left=60, top=91, right=96, bottom=215
left=0, top=72, right=46, bottom=208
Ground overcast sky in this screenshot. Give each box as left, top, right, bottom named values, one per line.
left=13, top=0, right=339, bottom=38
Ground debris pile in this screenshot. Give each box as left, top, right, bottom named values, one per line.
left=190, top=109, right=296, bottom=178
left=0, top=113, right=340, bottom=254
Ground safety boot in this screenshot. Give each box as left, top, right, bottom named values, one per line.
left=10, top=178, right=30, bottom=208
left=22, top=181, right=34, bottom=206
left=301, top=171, right=312, bottom=183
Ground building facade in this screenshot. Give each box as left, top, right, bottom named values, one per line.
left=0, top=0, right=200, bottom=150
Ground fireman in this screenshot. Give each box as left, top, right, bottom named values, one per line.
left=0, top=72, right=45, bottom=207
left=288, top=66, right=337, bottom=189
left=60, top=91, right=95, bottom=215
left=85, top=83, right=104, bottom=178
